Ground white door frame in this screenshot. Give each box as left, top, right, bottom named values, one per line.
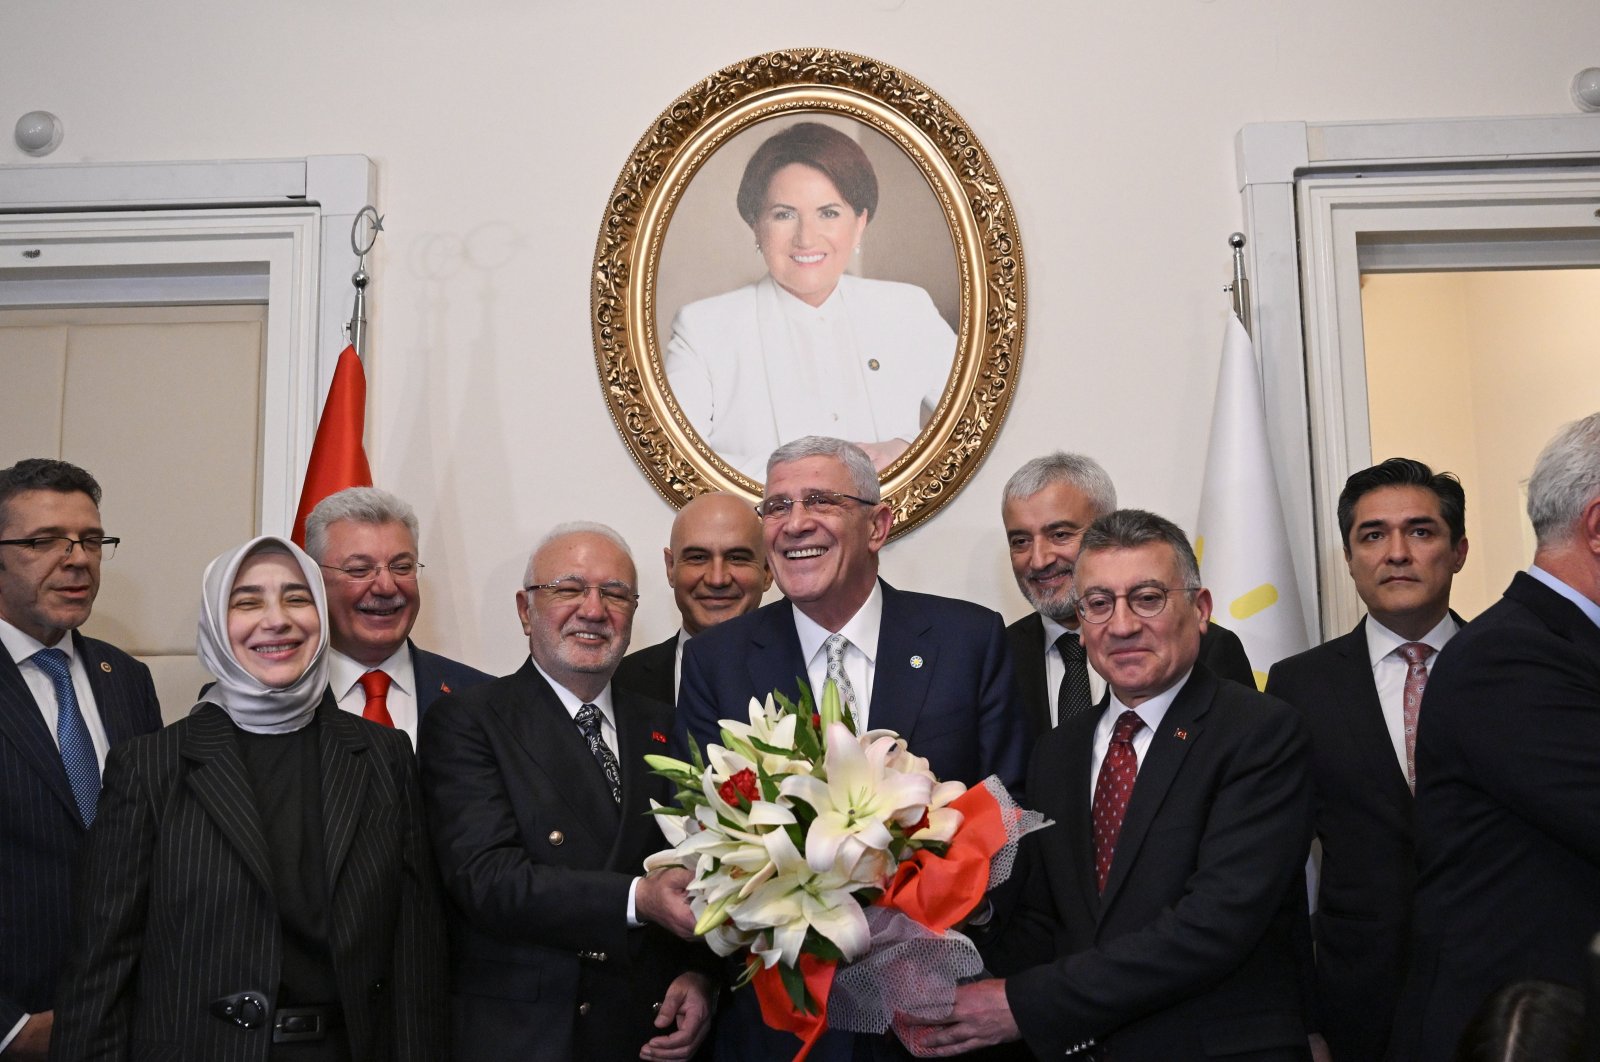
left=0, top=155, right=376, bottom=534
left=1235, top=116, right=1600, bottom=638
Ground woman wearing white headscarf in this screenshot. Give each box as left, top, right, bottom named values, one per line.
left=50, top=536, right=448, bottom=1062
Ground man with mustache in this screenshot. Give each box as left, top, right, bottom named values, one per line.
left=1266, top=458, right=1467, bottom=1062
left=615, top=491, right=771, bottom=706
left=1001, top=452, right=1255, bottom=744
left=0, top=459, right=162, bottom=1061
left=676, top=435, right=1024, bottom=1061
left=306, top=487, right=490, bottom=747
left=421, top=522, right=714, bottom=1062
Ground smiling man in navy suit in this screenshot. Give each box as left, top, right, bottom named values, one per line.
left=677, top=435, right=1024, bottom=1061
left=306, top=487, right=490, bottom=747
left=0, top=459, right=161, bottom=1061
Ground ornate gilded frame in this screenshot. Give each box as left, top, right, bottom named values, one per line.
left=591, top=48, right=1025, bottom=539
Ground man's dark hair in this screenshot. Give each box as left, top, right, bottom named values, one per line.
left=0, top=459, right=102, bottom=530
left=1336, top=458, right=1466, bottom=550
left=1079, top=508, right=1202, bottom=590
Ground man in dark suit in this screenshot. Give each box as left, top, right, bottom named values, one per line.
left=911, top=509, right=1313, bottom=1061
left=615, top=491, right=770, bottom=706
left=305, top=487, right=490, bottom=746
left=0, top=458, right=161, bottom=1061
left=676, top=436, right=1025, bottom=1061
left=1001, top=452, right=1255, bottom=744
left=1390, top=414, right=1600, bottom=1061
left=421, top=522, right=713, bottom=1062
left=1266, top=458, right=1468, bottom=1062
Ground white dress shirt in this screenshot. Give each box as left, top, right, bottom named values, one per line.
left=1364, top=613, right=1459, bottom=775
left=673, top=630, right=687, bottom=703
left=1088, top=670, right=1191, bottom=801
left=794, top=583, right=884, bottom=731
left=0, top=615, right=109, bottom=768
left=1040, top=614, right=1107, bottom=726
left=330, top=644, right=420, bottom=747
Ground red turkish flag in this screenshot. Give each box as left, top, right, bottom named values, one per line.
left=290, top=344, right=372, bottom=546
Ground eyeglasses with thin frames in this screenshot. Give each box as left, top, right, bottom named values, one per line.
left=755, top=491, right=877, bottom=521
left=1075, top=585, right=1198, bottom=624
left=525, top=578, right=639, bottom=612
left=0, top=535, right=119, bottom=560
left=319, top=560, right=425, bottom=582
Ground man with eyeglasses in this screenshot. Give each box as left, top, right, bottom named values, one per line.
left=676, top=435, right=1024, bottom=1062
left=420, top=522, right=714, bottom=1062
left=305, top=486, right=490, bottom=747
left=910, top=509, right=1312, bottom=1061
left=1001, top=452, right=1255, bottom=745
left=0, top=458, right=161, bottom=1062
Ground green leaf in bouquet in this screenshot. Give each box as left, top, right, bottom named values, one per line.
left=803, top=929, right=845, bottom=962
left=777, top=957, right=820, bottom=1016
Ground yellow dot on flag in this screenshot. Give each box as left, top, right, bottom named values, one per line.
left=1229, top=583, right=1279, bottom=621
left=1252, top=669, right=1267, bottom=692
left=1194, top=536, right=1205, bottom=565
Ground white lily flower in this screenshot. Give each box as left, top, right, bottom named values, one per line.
left=782, top=723, right=934, bottom=875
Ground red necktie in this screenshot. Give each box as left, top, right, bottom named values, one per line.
left=359, top=669, right=394, bottom=728
left=1091, top=709, right=1145, bottom=893
left=1398, top=642, right=1433, bottom=791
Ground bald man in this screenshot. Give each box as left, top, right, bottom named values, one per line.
left=615, top=492, right=771, bottom=705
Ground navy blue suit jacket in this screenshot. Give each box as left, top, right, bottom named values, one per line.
left=409, top=640, right=492, bottom=714
left=0, top=632, right=161, bottom=1031
left=676, top=581, right=1025, bottom=1062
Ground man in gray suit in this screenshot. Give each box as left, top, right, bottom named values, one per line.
left=0, top=459, right=161, bottom=1061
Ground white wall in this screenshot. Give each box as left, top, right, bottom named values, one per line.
left=5, top=0, right=1596, bottom=674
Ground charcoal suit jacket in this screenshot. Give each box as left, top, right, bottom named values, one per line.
left=49, top=697, right=448, bottom=1062
left=988, top=665, right=1314, bottom=1061
left=0, top=631, right=161, bottom=1035
left=613, top=633, right=678, bottom=709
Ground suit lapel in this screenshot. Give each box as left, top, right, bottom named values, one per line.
left=0, top=646, right=80, bottom=820
left=182, top=704, right=276, bottom=897
left=1057, top=703, right=1106, bottom=927
left=1098, top=670, right=1213, bottom=913
left=318, top=700, right=374, bottom=889
left=75, top=632, right=143, bottom=745
left=869, top=584, right=936, bottom=737
left=1011, top=613, right=1053, bottom=737
left=1328, top=622, right=1412, bottom=802
left=609, top=687, right=668, bottom=870
left=747, top=602, right=809, bottom=705
left=496, top=661, right=619, bottom=833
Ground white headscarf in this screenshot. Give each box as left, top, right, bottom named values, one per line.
left=194, top=534, right=330, bottom=734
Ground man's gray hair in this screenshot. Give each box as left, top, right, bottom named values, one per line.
left=305, top=486, right=420, bottom=562
left=1528, top=412, right=1600, bottom=548
left=766, top=437, right=881, bottom=502
left=523, top=521, right=634, bottom=587
left=1003, top=452, right=1117, bottom=517
left=1078, top=509, right=1202, bottom=590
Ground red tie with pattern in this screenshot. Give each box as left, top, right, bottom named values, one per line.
left=359, top=669, right=394, bottom=728
left=1092, top=709, right=1145, bottom=893
left=1398, top=642, right=1432, bottom=791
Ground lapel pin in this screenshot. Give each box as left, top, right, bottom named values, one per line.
left=652, top=730, right=669, bottom=744
left=867, top=358, right=881, bottom=371
left=1173, top=727, right=1188, bottom=741
left=100, top=662, right=112, bottom=673
left=441, top=683, right=452, bottom=694
left=909, top=655, right=924, bottom=669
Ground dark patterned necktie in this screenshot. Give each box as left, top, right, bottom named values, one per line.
left=34, top=647, right=100, bottom=827
left=1055, top=631, right=1094, bottom=725
left=1091, top=709, right=1144, bottom=893
left=575, top=703, right=622, bottom=804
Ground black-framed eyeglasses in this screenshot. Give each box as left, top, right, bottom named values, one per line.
left=319, top=560, right=425, bottom=582
left=755, top=491, right=877, bottom=521
left=0, top=535, right=119, bottom=560
left=525, top=578, right=639, bottom=611
left=1075, top=585, right=1198, bottom=624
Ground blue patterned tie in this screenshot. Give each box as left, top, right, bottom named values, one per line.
left=575, top=703, right=622, bottom=805
left=33, top=647, right=100, bottom=827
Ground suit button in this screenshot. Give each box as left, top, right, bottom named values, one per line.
left=548, top=830, right=564, bottom=845
left=370, top=978, right=387, bottom=994
left=595, top=952, right=606, bottom=963
left=578, top=1002, right=591, bottom=1016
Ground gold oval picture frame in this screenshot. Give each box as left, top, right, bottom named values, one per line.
left=592, top=48, right=1025, bottom=539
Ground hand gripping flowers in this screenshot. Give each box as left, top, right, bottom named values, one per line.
left=644, top=681, right=1046, bottom=1059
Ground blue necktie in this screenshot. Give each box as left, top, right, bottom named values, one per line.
left=575, top=704, right=622, bottom=805
left=33, top=647, right=100, bottom=827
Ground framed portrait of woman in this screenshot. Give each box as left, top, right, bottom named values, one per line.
left=592, top=48, right=1026, bottom=538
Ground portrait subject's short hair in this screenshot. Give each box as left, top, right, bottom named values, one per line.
left=1079, top=509, right=1202, bottom=590
left=736, top=121, right=880, bottom=226
left=1003, top=452, right=1118, bottom=517
left=767, top=437, right=881, bottom=502
left=304, top=486, right=421, bottom=563
left=1336, top=458, right=1466, bottom=549
left=1527, top=412, right=1600, bottom=549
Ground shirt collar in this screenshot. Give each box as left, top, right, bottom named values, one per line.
left=328, top=643, right=415, bottom=700
left=1364, top=612, right=1460, bottom=668
left=1106, top=667, right=1191, bottom=736
left=1040, top=613, right=1074, bottom=650
left=794, top=581, right=884, bottom=668
left=529, top=655, right=615, bottom=724
left=1528, top=565, right=1600, bottom=631
left=0, top=614, right=72, bottom=665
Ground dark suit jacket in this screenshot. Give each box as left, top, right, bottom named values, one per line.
left=49, top=697, right=448, bottom=1062
left=677, top=581, right=1024, bottom=1062
left=613, top=633, right=678, bottom=708
left=420, top=661, right=703, bottom=1062
left=1006, top=612, right=1257, bottom=743
left=1266, top=615, right=1461, bottom=1062
left=409, top=640, right=492, bottom=714
left=989, top=665, right=1313, bottom=1061
left=1389, top=574, right=1600, bottom=1062
left=0, top=632, right=160, bottom=1033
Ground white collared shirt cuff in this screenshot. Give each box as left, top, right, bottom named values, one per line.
left=627, top=875, right=642, bottom=927
left=0, top=1014, right=28, bottom=1054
